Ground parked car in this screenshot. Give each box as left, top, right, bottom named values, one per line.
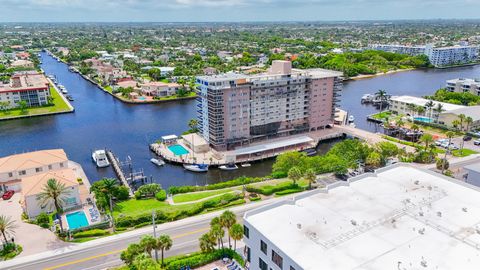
left=2, top=190, right=14, bottom=200
left=474, top=140, right=480, bottom=146
left=463, top=136, right=472, bottom=141
left=435, top=139, right=448, bottom=146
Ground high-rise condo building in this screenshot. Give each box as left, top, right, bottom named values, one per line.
left=195, top=61, right=342, bottom=150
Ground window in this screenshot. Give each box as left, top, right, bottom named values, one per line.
left=259, top=258, right=268, bottom=270
left=60, top=163, right=64, bottom=168
left=8, top=172, right=13, bottom=178
left=272, top=250, right=283, bottom=269
left=48, top=165, right=53, bottom=170
left=260, top=240, right=267, bottom=254
left=36, top=167, right=43, bottom=173
left=290, top=267, right=296, bottom=270
left=19, top=170, right=26, bottom=176
left=243, top=225, right=249, bottom=238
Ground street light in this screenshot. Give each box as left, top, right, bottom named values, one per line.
left=152, top=211, right=159, bottom=262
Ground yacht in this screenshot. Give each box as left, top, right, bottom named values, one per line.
left=150, top=158, right=165, bottom=167
left=66, top=95, right=74, bottom=101
left=183, top=163, right=209, bottom=172
left=361, top=94, right=375, bottom=103
left=241, top=163, right=251, bottom=168
left=219, top=163, right=239, bottom=171
left=92, top=150, right=110, bottom=168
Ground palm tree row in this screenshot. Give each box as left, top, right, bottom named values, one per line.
left=199, top=211, right=244, bottom=253
left=288, top=166, right=317, bottom=189
left=121, top=234, right=172, bottom=267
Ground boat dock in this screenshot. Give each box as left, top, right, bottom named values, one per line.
left=106, top=150, right=134, bottom=197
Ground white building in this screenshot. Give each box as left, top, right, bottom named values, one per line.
left=446, top=78, right=480, bottom=95
left=464, top=163, right=480, bottom=187
left=243, top=164, right=480, bottom=270
left=368, top=44, right=426, bottom=56
left=425, top=44, right=478, bottom=67
left=390, top=95, right=465, bottom=118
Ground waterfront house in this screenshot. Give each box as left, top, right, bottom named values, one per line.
left=140, top=81, right=180, bottom=97
left=438, top=106, right=480, bottom=130
left=10, top=59, right=34, bottom=69
left=446, top=78, right=480, bottom=95
left=389, top=95, right=464, bottom=119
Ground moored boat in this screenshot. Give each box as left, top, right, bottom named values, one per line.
left=92, top=150, right=110, bottom=168
left=241, top=163, right=251, bottom=167
left=348, top=115, right=355, bottom=122
left=183, top=163, right=209, bottom=172
left=150, top=158, right=165, bottom=166
left=219, top=163, right=239, bottom=171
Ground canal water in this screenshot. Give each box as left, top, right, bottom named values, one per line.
left=0, top=53, right=479, bottom=188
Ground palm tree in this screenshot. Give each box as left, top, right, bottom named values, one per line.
left=433, top=103, right=444, bottom=123
left=37, top=178, right=71, bottom=232
left=442, top=131, right=455, bottom=174
left=199, top=233, right=216, bottom=253
left=97, top=178, right=119, bottom=232
left=220, top=211, right=237, bottom=248
left=288, top=166, right=302, bottom=185
left=188, top=118, right=198, bottom=131
left=229, top=223, right=244, bottom=250
left=458, top=114, right=466, bottom=131
left=139, top=235, right=157, bottom=257
left=210, top=224, right=225, bottom=249
left=375, top=89, right=388, bottom=111
left=465, top=116, right=473, bottom=132
left=406, top=103, right=417, bottom=116
left=420, top=134, right=434, bottom=151
left=452, top=119, right=461, bottom=131
left=156, top=234, right=173, bottom=266
left=416, top=106, right=425, bottom=116
left=304, top=169, right=316, bottom=190
left=425, top=100, right=435, bottom=119
left=0, top=215, right=17, bottom=244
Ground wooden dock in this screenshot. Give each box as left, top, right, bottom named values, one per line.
left=106, top=150, right=134, bottom=197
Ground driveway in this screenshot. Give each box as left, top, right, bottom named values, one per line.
left=0, top=193, right=73, bottom=257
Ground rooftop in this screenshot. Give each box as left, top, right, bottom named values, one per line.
left=390, top=95, right=465, bottom=112
left=0, top=72, right=49, bottom=93
left=443, top=106, right=480, bottom=121
left=0, top=149, right=68, bottom=174
left=21, top=168, right=78, bottom=197
left=245, top=165, right=480, bottom=270
left=233, top=135, right=313, bottom=156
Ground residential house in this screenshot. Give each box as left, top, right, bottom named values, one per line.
left=140, top=82, right=180, bottom=97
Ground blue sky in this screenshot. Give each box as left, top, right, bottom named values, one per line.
left=1, top=0, right=480, bottom=22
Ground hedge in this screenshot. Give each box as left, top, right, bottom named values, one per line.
left=116, top=193, right=243, bottom=229
left=72, top=229, right=109, bottom=238
left=275, top=187, right=304, bottom=196
left=164, top=249, right=244, bottom=270
left=168, top=176, right=267, bottom=195
left=69, top=220, right=110, bottom=234
left=246, top=182, right=300, bottom=196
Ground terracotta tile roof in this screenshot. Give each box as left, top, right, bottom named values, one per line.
left=0, top=149, right=68, bottom=173
left=21, top=168, right=78, bottom=197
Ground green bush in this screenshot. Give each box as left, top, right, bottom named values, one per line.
left=155, top=190, right=167, bottom=201
left=115, top=186, right=131, bottom=200
left=135, top=184, right=162, bottom=199
left=164, top=249, right=243, bottom=270
left=275, top=187, right=304, bottom=196
left=0, top=243, right=22, bottom=260
left=73, top=229, right=109, bottom=238
left=247, top=183, right=300, bottom=196
left=36, top=212, right=50, bottom=228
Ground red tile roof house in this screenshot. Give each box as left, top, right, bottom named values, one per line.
left=140, top=82, right=180, bottom=97
left=0, top=72, right=50, bottom=109
left=16, top=52, right=31, bottom=60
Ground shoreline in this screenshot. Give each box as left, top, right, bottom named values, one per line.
left=348, top=68, right=416, bottom=81
left=47, top=50, right=198, bottom=105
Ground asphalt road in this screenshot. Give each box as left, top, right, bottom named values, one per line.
left=0, top=199, right=270, bottom=270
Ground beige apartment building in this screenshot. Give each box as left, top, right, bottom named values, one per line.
left=196, top=60, right=342, bottom=150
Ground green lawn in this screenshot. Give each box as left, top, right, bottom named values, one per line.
left=103, top=85, right=113, bottom=93
left=172, top=188, right=234, bottom=203
left=371, top=111, right=392, bottom=120
left=156, top=91, right=197, bottom=101
left=0, top=85, right=71, bottom=120
left=452, top=148, right=478, bottom=157
left=113, top=199, right=197, bottom=218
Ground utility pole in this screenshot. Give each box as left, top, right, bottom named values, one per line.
left=152, top=211, right=158, bottom=262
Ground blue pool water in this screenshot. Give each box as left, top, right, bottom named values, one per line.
left=138, top=97, right=146, bottom=101
left=414, top=116, right=434, bottom=123
left=66, top=211, right=89, bottom=230
left=168, top=144, right=189, bottom=156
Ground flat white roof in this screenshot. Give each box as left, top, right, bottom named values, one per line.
left=161, top=135, right=178, bottom=140
left=390, top=95, right=465, bottom=112
left=234, top=135, right=313, bottom=156
left=245, top=165, right=480, bottom=270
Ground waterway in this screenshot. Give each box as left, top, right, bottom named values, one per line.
left=341, top=66, right=480, bottom=132
left=1, top=53, right=479, bottom=187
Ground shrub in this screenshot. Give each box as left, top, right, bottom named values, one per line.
left=275, top=187, right=304, bottom=196
left=155, top=190, right=167, bottom=201
left=72, top=229, right=109, bottom=238
left=168, top=176, right=266, bottom=195
left=0, top=243, right=22, bottom=260
left=164, top=249, right=243, bottom=270
left=436, top=158, right=449, bottom=170
left=115, top=186, right=131, bottom=200
left=246, top=183, right=300, bottom=196
left=135, top=184, right=162, bottom=199
left=36, top=212, right=50, bottom=228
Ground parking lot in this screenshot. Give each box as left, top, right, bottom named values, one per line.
left=0, top=193, right=72, bottom=256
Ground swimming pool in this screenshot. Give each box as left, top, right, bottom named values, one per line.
left=138, top=97, right=146, bottom=101
left=66, top=211, right=89, bottom=230
left=168, top=144, right=189, bottom=156
left=414, top=116, right=434, bottom=123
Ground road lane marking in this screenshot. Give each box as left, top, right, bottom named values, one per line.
left=43, top=227, right=210, bottom=270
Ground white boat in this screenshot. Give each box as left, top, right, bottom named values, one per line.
left=150, top=158, right=165, bottom=166
left=241, top=163, right=251, bottom=167
left=219, top=163, right=239, bottom=171
left=183, top=163, right=209, bottom=172
left=92, top=150, right=110, bottom=168
left=361, top=94, right=375, bottom=103
left=348, top=115, right=355, bottom=122
left=62, top=89, right=68, bottom=94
